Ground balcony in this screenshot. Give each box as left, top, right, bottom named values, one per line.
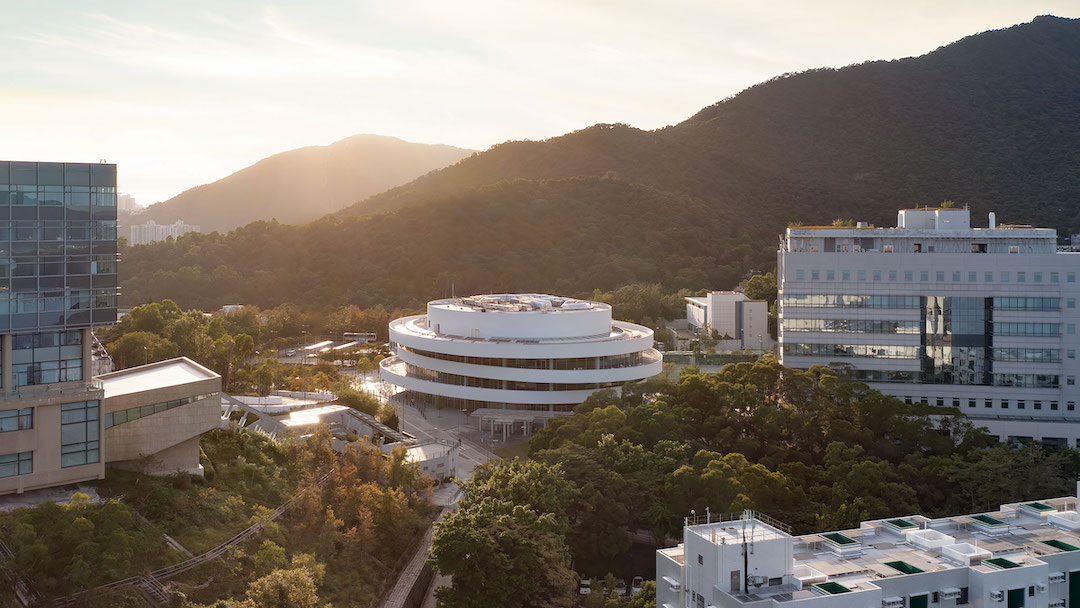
left=0, top=379, right=103, bottom=402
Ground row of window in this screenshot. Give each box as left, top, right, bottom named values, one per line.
left=993, top=297, right=1061, bottom=311
left=0, top=451, right=32, bottom=478
left=782, top=319, right=921, bottom=334
left=0, top=185, right=118, bottom=207
left=399, top=345, right=649, bottom=370
left=0, top=408, right=32, bottom=433
left=403, top=363, right=625, bottom=391
left=0, top=162, right=115, bottom=187
left=104, top=393, right=219, bottom=429
left=792, top=268, right=1075, bottom=284
left=782, top=295, right=922, bottom=309
left=410, top=392, right=575, bottom=413
left=991, top=348, right=1060, bottom=362
left=782, top=343, right=920, bottom=359
left=905, top=396, right=1077, bottom=412
left=60, top=401, right=99, bottom=469
left=992, top=323, right=1060, bottom=337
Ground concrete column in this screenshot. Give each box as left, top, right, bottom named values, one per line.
left=2, top=334, right=11, bottom=392
left=81, top=328, right=93, bottom=382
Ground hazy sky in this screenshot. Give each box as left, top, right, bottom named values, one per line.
left=1, top=1, right=1076, bottom=205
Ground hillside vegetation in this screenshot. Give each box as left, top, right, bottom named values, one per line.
left=123, top=16, right=1080, bottom=310
left=132, top=134, right=474, bottom=233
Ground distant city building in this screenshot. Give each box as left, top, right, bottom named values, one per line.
left=220, top=304, right=244, bottom=314
left=128, top=219, right=200, bottom=245
left=778, top=207, right=1080, bottom=446
left=117, top=193, right=139, bottom=214
left=380, top=294, right=663, bottom=437
left=684, top=291, right=771, bottom=351
left=658, top=490, right=1080, bottom=608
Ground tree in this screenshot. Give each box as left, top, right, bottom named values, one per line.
left=627, top=580, right=656, bottom=608
left=107, top=331, right=179, bottom=368
left=244, top=567, right=320, bottom=608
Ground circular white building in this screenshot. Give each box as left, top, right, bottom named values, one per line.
left=380, top=294, right=663, bottom=426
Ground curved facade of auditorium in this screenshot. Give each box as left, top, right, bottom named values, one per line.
left=380, top=294, right=663, bottom=412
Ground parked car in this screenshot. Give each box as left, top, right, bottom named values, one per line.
left=615, top=579, right=627, bottom=596
left=631, top=576, right=644, bottom=595
left=578, top=578, right=591, bottom=595
left=285, top=348, right=297, bottom=357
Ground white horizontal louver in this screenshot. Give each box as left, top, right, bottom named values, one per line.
left=1037, top=582, right=1048, bottom=593
left=1049, top=600, right=1065, bottom=608
left=1050, top=571, right=1066, bottom=583
left=990, top=589, right=1004, bottom=602
left=882, top=597, right=905, bottom=608
left=940, top=588, right=962, bottom=600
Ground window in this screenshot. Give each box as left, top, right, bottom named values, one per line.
left=1069, top=299, right=1076, bottom=309
left=952, top=398, right=960, bottom=408
left=1018, top=400, right=1026, bottom=410
left=1001, top=400, right=1009, bottom=409
left=920, top=271, right=929, bottom=282
left=1052, top=272, right=1059, bottom=283
left=958, top=587, right=968, bottom=605
left=904, top=270, right=913, bottom=282
left=952, top=271, right=961, bottom=282
left=873, top=270, right=881, bottom=281
left=857, top=270, right=866, bottom=281
left=936, top=271, right=945, bottom=282
left=1070, top=376, right=1076, bottom=386
left=1052, top=401, right=1059, bottom=411
left=1035, top=272, right=1043, bottom=283
left=1069, top=350, right=1076, bottom=359
left=1069, top=272, right=1076, bottom=283
left=0, top=408, right=32, bottom=433
left=985, top=399, right=993, bottom=408
left=795, top=270, right=804, bottom=280
left=1070, top=324, right=1076, bottom=335
left=0, top=452, right=32, bottom=478
left=826, top=269, right=835, bottom=280
left=60, top=400, right=99, bottom=468
left=811, top=270, right=819, bottom=280
left=1034, top=401, right=1042, bottom=410
left=1017, top=271, right=1026, bottom=283
left=698, top=554, right=703, bottom=565
left=968, top=399, right=976, bottom=408
left=936, top=397, right=944, bottom=407
left=1001, top=271, right=1009, bottom=282
left=1009, top=245, right=1020, bottom=254
left=842, top=270, right=850, bottom=280
left=985, top=271, right=993, bottom=282
left=1069, top=402, right=1075, bottom=412
left=968, top=271, right=977, bottom=282
left=888, top=270, right=897, bottom=281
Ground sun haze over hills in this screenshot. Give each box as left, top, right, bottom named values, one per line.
left=123, top=16, right=1080, bottom=310
left=130, top=134, right=474, bottom=234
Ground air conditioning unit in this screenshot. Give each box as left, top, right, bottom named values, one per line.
left=1050, top=571, right=1066, bottom=584
left=1037, top=582, right=1048, bottom=593
left=1050, top=600, right=1065, bottom=608
left=940, top=588, right=962, bottom=601
left=882, top=597, right=905, bottom=608
left=990, top=589, right=1004, bottom=602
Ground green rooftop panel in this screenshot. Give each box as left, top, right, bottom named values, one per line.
left=885, top=518, right=917, bottom=529
left=972, top=514, right=1005, bottom=526
left=1041, top=539, right=1079, bottom=552
left=883, top=560, right=925, bottom=575
left=984, top=557, right=1021, bottom=570
left=1025, top=502, right=1055, bottom=511
left=822, top=532, right=858, bottom=545
left=813, top=582, right=851, bottom=595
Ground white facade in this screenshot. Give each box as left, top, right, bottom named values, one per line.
left=128, top=220, right=200, bottom=245
left=658, top=492, right=1080, bottom=608
left=380, top=294, right=663, bottom=415
left=686, top=291, right=771, bottom=351
left=778, top=208, right=1080, bottom=446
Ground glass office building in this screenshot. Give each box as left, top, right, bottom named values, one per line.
left=0, top=161, right=117, bottom=495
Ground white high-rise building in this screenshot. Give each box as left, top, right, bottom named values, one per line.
left=778, top=207, right=1080, bottom=446
left=128, top=220, right=200, bottom=245
left=657, top=491, right=1080, bottom=608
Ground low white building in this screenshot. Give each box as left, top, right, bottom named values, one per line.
left=380, top=294, right=663, bottom=434
left=405, top=440, right=457, bottom=482
left=685, top=291, right=771, bottom=352
left=658, top=490, right=1080, bottom=608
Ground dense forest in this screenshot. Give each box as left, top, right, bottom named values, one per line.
left=431, top=358, right=1080, bottom=605
left=123, top=16, right=1080, bottom=311
left=121, top=177, right=764, bottom=310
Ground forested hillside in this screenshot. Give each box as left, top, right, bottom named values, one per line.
left=123, top=16, right=1080, bottom=310
left=132, top=134, right=473, bottom=233
left=121, top=176, right=765, bottom=310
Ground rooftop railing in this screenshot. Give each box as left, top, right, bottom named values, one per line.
left=0, top=378, right=102, bottom=402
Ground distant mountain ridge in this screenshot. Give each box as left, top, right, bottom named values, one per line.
left=133, top=134, right=474, bottom=233
left=123, top=16, right=1080, bottom=310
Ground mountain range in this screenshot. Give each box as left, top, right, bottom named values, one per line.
left=122, top=15, right=1080, bottom=311
left=129, top=134, right=474, bottom=233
